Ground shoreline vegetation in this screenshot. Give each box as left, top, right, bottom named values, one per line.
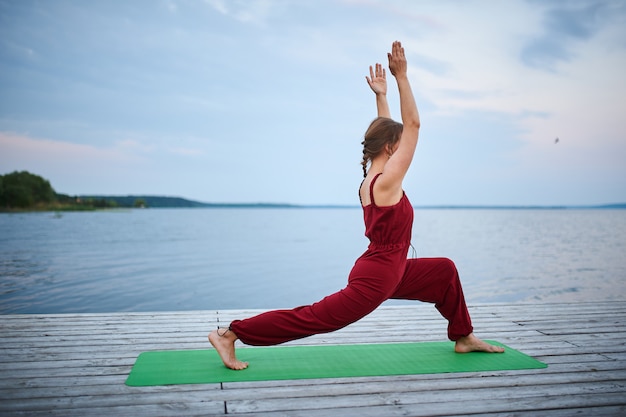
left=1, top=171, right=625, bottom=212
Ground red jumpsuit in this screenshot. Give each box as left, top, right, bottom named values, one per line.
left=230, top=174, right=473, bottom=345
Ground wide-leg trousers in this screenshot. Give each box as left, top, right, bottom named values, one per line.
left=230, top=257, right=473, bottom=346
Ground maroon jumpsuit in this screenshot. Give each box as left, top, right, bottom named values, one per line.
left=230, top=174, right=473, bottom=345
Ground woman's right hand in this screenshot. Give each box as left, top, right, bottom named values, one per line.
left=366, top=63, right=387, bottom=96
left=387, top=41, right=407, bottom=78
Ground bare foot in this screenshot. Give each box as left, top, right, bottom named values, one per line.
left=455, top=333, right=505, bottom=353
left=208, top=329, right=249, bottom=370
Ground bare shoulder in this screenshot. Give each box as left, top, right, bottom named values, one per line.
left=371, top=174, right=403, bottom=206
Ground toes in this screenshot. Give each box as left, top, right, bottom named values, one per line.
left=485, top=344, right=505, bottom=353
left=455, top=337, right=505, bottom=353
left=230, top=360, right=248, bottom=370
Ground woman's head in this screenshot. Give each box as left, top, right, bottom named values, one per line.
left=361, top=117, right=403, bottom=177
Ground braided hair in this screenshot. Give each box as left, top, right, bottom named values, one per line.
left=360, top=117, right=403, bottom=177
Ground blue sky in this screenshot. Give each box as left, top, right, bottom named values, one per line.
left=1, top=0, right=625, bottom=206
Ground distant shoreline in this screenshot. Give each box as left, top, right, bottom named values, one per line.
left=61, top=196, right=626, bottom=210
left=2, top=194, right=625, bottom=212
left=3, top=171, right=624, bottom=212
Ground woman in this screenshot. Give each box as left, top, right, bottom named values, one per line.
left=209, top=41, right=504, bottom=370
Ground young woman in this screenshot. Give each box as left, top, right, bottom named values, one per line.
left=209, top=41, right=504, bottom=370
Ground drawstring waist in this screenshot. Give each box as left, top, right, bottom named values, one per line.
left=368, top=241, right=410, bottom=250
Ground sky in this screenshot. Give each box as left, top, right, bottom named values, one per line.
left=1, top=0, right=625, bottom=206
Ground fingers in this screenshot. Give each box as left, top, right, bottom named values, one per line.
left=370, top=64, right=385, bottom=77
left=391, top=41, right=403, bottom=52
left=372, top=41, right=406, bottom=79
left=391, top=41, right=404, bottom=58
left=387, top=41, right=408, bottom=77
left=368, top=63, right=386, bottom=80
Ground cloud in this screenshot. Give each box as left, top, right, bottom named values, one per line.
left=167, top=146, right=206, bottom=157
left=521, top=1, right=626, bottom=71
left=0, top=132, right=141, bottom=174
left=1, top=0, right=624, bottom=205
left=204, top=0, right=280, bottom=26
left=0, top=132, right=141, bottom=194
left=0, top=131, right=213, bottom=197
left=411, top=53, right=451, bottom=77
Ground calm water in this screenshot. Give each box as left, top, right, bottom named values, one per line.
left=1, top=208, right=625, bottom=314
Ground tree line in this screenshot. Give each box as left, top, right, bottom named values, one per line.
left=0, top=171, right=145, bottom=211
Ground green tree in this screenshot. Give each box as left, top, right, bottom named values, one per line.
left=0, top=171, right=57, bottom=208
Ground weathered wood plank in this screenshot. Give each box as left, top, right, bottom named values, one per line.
left=1, top=301, right=625, bottom=417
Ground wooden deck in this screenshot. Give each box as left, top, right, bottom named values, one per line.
left=1, top=301, right=625, bottom=416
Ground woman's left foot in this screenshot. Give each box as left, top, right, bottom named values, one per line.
left=208, top=329, right=249, bottom=370
left=454, top=333, right=505, bottom=353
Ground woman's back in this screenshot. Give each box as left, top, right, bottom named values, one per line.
left=361, top=173, right=413, bottom=248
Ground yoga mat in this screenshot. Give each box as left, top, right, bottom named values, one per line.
left=125, top=341, right=546, bottom=386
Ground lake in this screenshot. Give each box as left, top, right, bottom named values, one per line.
left=1, top=208, right=625, bottom=314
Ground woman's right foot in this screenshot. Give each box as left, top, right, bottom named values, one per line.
left=208, top=329, right=249, bottom=370
left=455, top=333, right=505, bottom=353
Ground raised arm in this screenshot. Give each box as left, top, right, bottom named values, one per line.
left=378, top=41, right=421, bottom=196
left=366, top=63, right=391, bottom=118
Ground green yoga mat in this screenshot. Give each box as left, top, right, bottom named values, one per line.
left=125, top=341, right=546, bottom=386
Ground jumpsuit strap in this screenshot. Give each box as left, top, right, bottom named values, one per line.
left=358, top=179, right=366, bottom=205
left=369, top=173, right=383, bottom=206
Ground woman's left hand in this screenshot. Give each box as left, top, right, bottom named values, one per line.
left=366, top=63, right=387, bottom=95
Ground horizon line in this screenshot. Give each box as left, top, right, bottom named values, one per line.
left=75, top=195, right=626, bottom=209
